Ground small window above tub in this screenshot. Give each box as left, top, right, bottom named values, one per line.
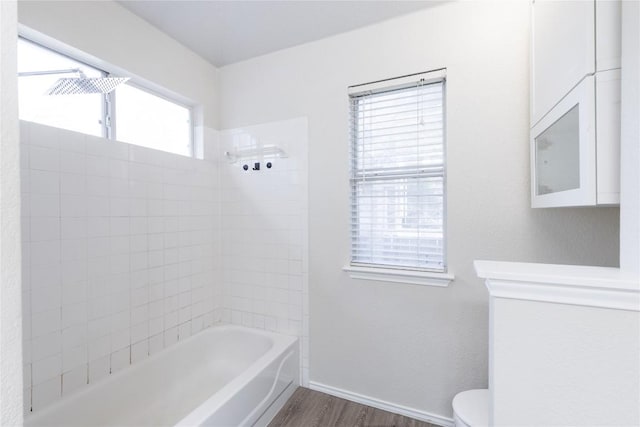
left=18, top=36, right=194, bottom=157
left=18, top=37, right=107, bottom=137
left=114, top=83, right=193, bottom=157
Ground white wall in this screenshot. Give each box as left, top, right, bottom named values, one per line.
left=492, top=297, right=639, bottom=426
left=219, top=118, right=309, bottom=385
left=20, top=122, right=221, bottom=413
left=219, top=1, right=620, bottom=419
left=0, top=0, right=24, bottom=424
left=17, top=0, right=219, bottom=130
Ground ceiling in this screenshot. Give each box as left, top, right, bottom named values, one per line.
left=118, top=1, right=437, bottom=67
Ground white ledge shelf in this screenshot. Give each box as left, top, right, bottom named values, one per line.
left=474, top=260, right=640, bottom=311
left=343, top=265, right=454, bottom=287
left=224, top=145, right=287, bottom=163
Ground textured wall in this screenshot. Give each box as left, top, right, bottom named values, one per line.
left=1, top=0, right=24, bottom=424
left=21, top=122, right=221, bottom=412
left=219, top=1, right=620, bottom=420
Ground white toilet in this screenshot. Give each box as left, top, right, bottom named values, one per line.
left=452, top=389, right=489, bottom=427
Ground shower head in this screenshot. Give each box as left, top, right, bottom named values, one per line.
left=18, top=68, right=130, bottom=96
left=46, top=75, right=130, bottom=96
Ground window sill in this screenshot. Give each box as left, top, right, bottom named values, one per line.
left=343, top=265, right=454, bottom=287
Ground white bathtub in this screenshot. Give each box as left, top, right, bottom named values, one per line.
left=25, top=325, right=299, bottom=427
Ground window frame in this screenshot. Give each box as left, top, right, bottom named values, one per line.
left=110, top=80, right=195, bottom=157
left=344, top=70, right=453, bottom=287
left=18, top=35, right=195, bottom=157
left=18, top=36, right=110, bottom=138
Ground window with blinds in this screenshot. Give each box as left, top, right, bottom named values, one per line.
left=349, top=72, right=446, bottom=272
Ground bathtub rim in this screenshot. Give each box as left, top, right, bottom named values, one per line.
left=176, top=326, right=299, bottom=426
left=24, top=324, right=299, bottom=426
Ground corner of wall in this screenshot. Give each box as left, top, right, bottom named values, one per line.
left=0, top=0, right=25, bottom=423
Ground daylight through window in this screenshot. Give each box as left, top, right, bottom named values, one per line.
left=17, top=37, right=193, bottom=156
left=349, top=72, right=446, bottom=272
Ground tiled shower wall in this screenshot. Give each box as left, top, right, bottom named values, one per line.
left=219, top=118, right=309, bottom=385
left=20, top=122, right=222, bottom=412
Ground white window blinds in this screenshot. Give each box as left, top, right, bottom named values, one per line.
left=349, top=72, right=446, bottom=272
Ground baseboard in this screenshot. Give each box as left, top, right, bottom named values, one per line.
left=308, top=381, right=454, bottom=427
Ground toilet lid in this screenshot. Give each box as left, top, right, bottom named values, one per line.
left=452, top=389, right=489, bottom=426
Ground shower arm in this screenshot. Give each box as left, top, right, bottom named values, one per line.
left=18, top=68, right=86, bottom=78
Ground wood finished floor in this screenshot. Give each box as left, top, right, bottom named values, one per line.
left=268, top=387, right=439, bottom=427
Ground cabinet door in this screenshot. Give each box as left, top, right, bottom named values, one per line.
left=531, top=0, right=595, bottom=126
left=595, top=69, right=621, bottom=205
left=531, top=77, right=596, bottom=208
left=595, top=0, right=621, bottom=72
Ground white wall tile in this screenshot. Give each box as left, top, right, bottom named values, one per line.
left=130, top=252, right=148, bottom=272
left=30, top=146, right=60, bottom=172
left=61, top=218, right=87, bottom=240
left=131, top=322, right=148, bottom=345
left=30, top=264, right=60, bottom=289
left=131, top=340, right=148, bottom=364
left=87, top=237, right=109, bottom=259
left=164, top=327, right=178, bottom=347
left=58, top=128, right=86, bottom=154
left=88, top=335, right=110, bottom=362
left=109, top=197, right=129, bottom=217
left=219, top=120, right=308, bottom=384
left=88, top=356, right=110, bottom=383
left=106, top=142, right=129, bottom=161
left=24, top=387, right=32, bottom=415
left=109, top=217, right=130, bottom=236
left=31, top=285, right=61, bottom=314
left=149, top=316, right=163, bottom=337
left=130, top=235, right=148, bottom=253
left=32, top=353, right=62, bottom=385
left=30, top=218, right=60, bottom=242
left=32, top=309, right=61, bottom=339
left=148, top=333, right=163, bottom=355
left=62, top=365, right=87, bottom=395
left=87, top=198, right=110, bottom=219
left=110, top=347, right=130, bottom=373
left=62, top=303, right=87, bottom=329
left=61, top=239, right=87, bottom=262
left=62, top=261, right=87, bottom=284
left=62, top=345, right=87, bottom=373
left=61, top=195, right=87, bottom=217
left=87, top=312, right=110, bottom=335
left=109, top=159, right=129, bottom=180
left=30, top=241, right=61, bottom=267
left=87, top=260, right=109, bottom=280
left=85, top=156, right=109, bottom=177
left=23, top=123, right=225, bottom=412
left=129, top=217, right=148, bottom=235
left=29, top=125, right=59, bottom=150
left=60, top=152, right=86, bottom=175
left=109, top=178, right=129, bottom=198
left=32, top=376, right=61, bottom=411
left=30, top=170, right=60, bottom=195
left=62, top=325, right=87, bottom=354
left=86, top=175, right=109, bottom=196
left=60, top=173, right=86, bottom=196
left=85, top=137, right=110, bottom=158
left=31, top=331, right=61, bottom=362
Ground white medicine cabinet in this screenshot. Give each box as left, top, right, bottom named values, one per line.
left=530, top=0, right=621, bottom=208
